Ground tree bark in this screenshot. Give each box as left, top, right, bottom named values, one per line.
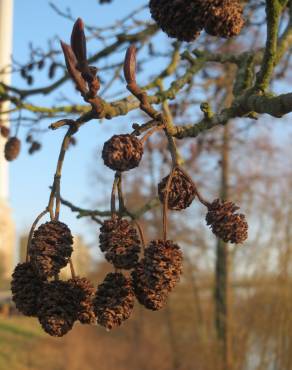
left=214, top=125, right=233, bottom=370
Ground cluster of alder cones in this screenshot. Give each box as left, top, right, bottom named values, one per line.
left=11, top=131, right=248, bottom=337
left=11, top=220, right=134, bottom=336
left=1, top=127, right=42, bottom=160
left=149, top=0, right=245, bottom=42
left=99, top=0, right=245, bottom=41
left=11, top=2, right=248, bottom=337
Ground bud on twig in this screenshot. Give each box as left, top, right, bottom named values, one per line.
left=70, top=18, right=87, bottom=64
left=124, top=45, right=137, bottom=84
left=60, top=41, right=88, bottom=95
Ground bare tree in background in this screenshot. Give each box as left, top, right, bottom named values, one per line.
left=2, top=1, right=292, bottom=370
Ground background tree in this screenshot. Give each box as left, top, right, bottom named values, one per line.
left=2, top=1, right=292, bottom=370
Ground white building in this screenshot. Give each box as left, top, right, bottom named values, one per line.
left=0, top=0, right=15, bottom=279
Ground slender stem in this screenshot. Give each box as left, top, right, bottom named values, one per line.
left=127, top=82, right=163, bottom=121
left=133, top=220, right=146, bottom=252
left=140, top=126, right=164, bottom=144
left=48, top=187, right=55, bottom=220
left=110, top=173, right=120, bottom=216
left=69, top=258, right=76, bottom=279
left=116, top=172, right=125, bottom=213
left=165, top=130, right=179, bottom=167
left=131, top=119, right=157, bottom=136
left=15, top=109, right=22, bottom=137
left=54, top=128, right=75, bottom=220
left=177, top=166, right=211, bottom=208
left=47, top=125, right=77, bottom=221
left=160, top=83, right=180, bottom=167
left=162, top=167, right=177, bottom=241
left=26, top=208, right=49, bottom=262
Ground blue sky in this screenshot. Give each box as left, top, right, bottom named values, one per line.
left=8, top=1, right=292, bottom=261
left=10, top=0, right=149, bottom=250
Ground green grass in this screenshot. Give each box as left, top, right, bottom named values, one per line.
left=0, top=316, right=45, bottom=370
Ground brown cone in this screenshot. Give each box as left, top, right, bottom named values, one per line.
left=68, top=276, right=96, bottom=324
left=206, top=199, right=248, bottom=244
left=93, top=272, right=134, bottom=330
left=99, top=215, right=141, bottom=269
left=4, top=137, right=21, bottom=161
left=28, top=141, right=42, bottom=155
left=38, top=280, right=78, bottom=337
left=131, top=263, right=168, bottom=311
left=30, top=221, right=73, bottom=278
left=11, top=262, right=45, bottom=317
left=204, top=0, right=244, bottom=38
left=149, top=0, right=211, bottom=42
left=102, top=134, right=143, bottom=172
left=0, top=125, right=10, bottom=138
left=158, top=168, right=196, bottom=210
left=132, top=239, right=183, bottom=310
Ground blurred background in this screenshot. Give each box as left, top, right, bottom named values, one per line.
left=0, top=1, right=292, bottom=369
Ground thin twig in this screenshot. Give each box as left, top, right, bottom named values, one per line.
left=26, top=208, right=49, bottom=262
left=69, top=258, right=76, bottom=279
left=177, top=165, right=211, bottom=208
left=111, top=172, right=120, bottom=216
left=162, top=167, right=177, bottom=242
left=140, top=126, right=164, bottom=144
left=48, top=124, right=78, bottom=220
left=133, top=220, right=146, bottom=252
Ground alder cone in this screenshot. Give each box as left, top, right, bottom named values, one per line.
left=38, top=280, right=77, bottom=337
left=99, top=215, right=141, bottom=269
left=132, top=239, right=183, bottom=310
left=206, top=199, right=248, bottom=244
left=102, top=134, right=143, bottom=172
left=149, top=0, right=211, bottom=42
left=158, top=168, right=196, bottom=210
left=144, top=239, right=183, bottom=290
left=11, top=262, right=44, bottom=316
left=132, top=263, right=168, bottom=311
left=4, top=137, right=21, bottom=161
left=28, top=141, right=42, bottom=155
left=0, top=125, right=10, bottom=138
left=68, top=277, right=96, bottom=324
left=204, top=0, right=244, bottom=38
left=30, top=221, right=73, bottom=278
left=93, top=273, right=134, bottom=330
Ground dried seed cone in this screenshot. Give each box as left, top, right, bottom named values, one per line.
left=204, top=0, right=244, bottom=38
left=30, top=221, right=73, bottom=278
left=149, top=0, right=210, bottom=42
left=94, top=273, right=134, bottom=330
left=144, top=239, right=183, bottom=290
left=102, top=134, right=143, bottom=172
left=99, top=215, right=141, bottom=269
left=132, top=263, right=168, bottom=311
left=4, top=137, right=21, bottom=161
left=206, top=199, right=248, bottom=244
left=28, top=141, right=42, bottom=155
left=0, top=125, right=10, bottom=138
left=11, top=262, right=44, bottom=316
left=68, top=277, right=96, bottom=324
left=158, top=168, right=196, bottom=210
left=132, top=239, right=183, bottom=310
left=38, top=280, right=77, bottom=337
